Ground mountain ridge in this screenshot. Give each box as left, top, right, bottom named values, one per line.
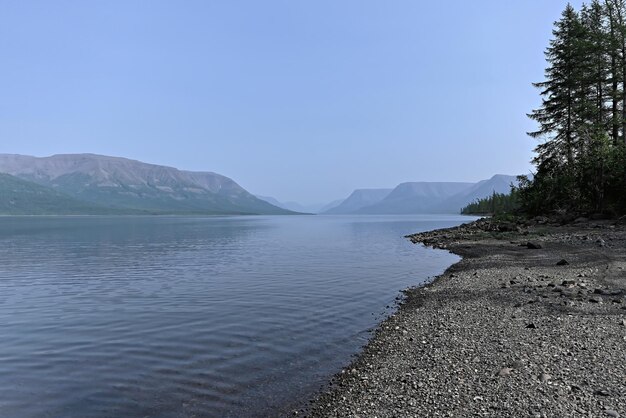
left=256, top=195, right=345, bottom=214
left=433, top=174, right=519, bottom=213
left=323, top=189, right=393, bottom=214
left=0, top=153, right=520, bottom=216
left=0, top=153, right=294, bottom=215
left=326, top=175, right=520, bottom=215
left=354, top=182, right=474, bottom=214
left=0, top=172, right=136, bottom=215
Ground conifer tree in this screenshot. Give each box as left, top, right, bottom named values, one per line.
left=528, top=5, right=585, bottom=167
left=605, top=0, right=626, bottom=143
left=580, top=1, right=609, bottom=130
left=520, top=1, right=626, bottom=217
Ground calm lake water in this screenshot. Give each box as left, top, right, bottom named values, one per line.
left=0, top=215, right=470, bottom=417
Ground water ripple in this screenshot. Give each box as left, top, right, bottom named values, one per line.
left=0, top=215, right=467, bottom=417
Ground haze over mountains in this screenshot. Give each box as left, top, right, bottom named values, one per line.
left=255, top=196, right=343, bottom=214
left=433, top=175, right=520, bottom=214
left=259, top=175, right=519, bottom=215
left=0, top=153, right=519, bottom=216
left=0, top=154, right=293, bottom=215
left=324, top=189, right=393, bottom=215
left=0, top=172, right=124, bottom=215
left=317, top=175, right=518, bottom=215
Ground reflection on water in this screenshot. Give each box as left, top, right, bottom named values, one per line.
left=0, top=215, right=468, bottom=417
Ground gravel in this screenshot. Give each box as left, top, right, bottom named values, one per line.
left=305, top=219, right=626, bottom=417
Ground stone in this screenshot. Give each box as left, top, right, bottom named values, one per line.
left=527, top=242, right=542, bottom=250
left=605, top=410, right=620, bottom=418
left=556, top=259, right=569, bottom=266
left=539, top=373, right=551, bottom=383
left=497, top=367, right=513, bottom=377
left=510, top=360, right=524, bottom=370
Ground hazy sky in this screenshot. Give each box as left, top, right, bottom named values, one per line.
left=1, top=0, right=584, bottom=204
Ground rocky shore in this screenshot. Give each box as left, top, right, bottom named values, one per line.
left=306, top=218, right=626, bottom=417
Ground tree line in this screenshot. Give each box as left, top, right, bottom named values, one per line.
left=461, top=190, right=519, bottom=216
left=519, top=0, right=626, bottom=217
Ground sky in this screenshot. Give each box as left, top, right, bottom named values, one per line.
left=0, top=0, right=585, bottom=205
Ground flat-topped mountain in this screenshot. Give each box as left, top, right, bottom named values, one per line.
left=434, top=174, right=519, bottom=213
left=327, top=175, right=520, bottom=215
left=354, top=182, right=473, bottom=214
left=0, top=154, right=293, bottom=215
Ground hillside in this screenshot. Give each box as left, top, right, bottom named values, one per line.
left=317, top=199, right=345, bottom=213
left=257, top=196, right=346, bottom=214
left=0, top=154, right=293, bottom=215
left=0, top=173, right=126, bottom=215
left=325, top=175, right=521, bottom=215
left=354, top=182, right=473, bottom=214
left=323, top=189, right=392, bottom=214
left=433, top=175, right=518, bottom=213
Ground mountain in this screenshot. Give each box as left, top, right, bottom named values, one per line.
left=0, top=173, right=126, bottom=215
left=434, top=174, right=519, bottom=213
left=323, top=189, right=392, bottom=214
left=256, top=195, right=344, bottom=214
left=256, top=195, right=286, bottom=209
left=327, top=175, right=521, bottom=215
left=353, top=183, right=473, bottom=214
left=255, top=195, right=313, bottom=213
left=317, top=198, right=345, bottom=213
left=0, top=154, right=294, bottom=215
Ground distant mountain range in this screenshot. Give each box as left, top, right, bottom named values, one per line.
left=0, top=153, right=520, bottom=216
left=433, top=175, right=520, bottom=214
left=0, top=154, right=294, bottom=215
left=324, top=189, right=393, bottom=214
left=255, top=196, right=343, bottom=214
left=320, top=175, right=519, bottom=215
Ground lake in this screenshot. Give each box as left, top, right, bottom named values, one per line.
left=0, top=215, right=470, bottom=417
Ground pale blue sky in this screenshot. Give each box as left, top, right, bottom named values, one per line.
left=0, top=1, right=583, bottom=204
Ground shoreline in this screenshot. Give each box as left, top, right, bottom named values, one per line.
left=305, top=218, right=626, bottom=417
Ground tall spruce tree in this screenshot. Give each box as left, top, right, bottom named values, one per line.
left=528, top=5, right=585, bottom=167
left=520, top=1, right=626, bottom=217
left=605, top=0, right=626, bottom=143
left=580, top=1, right=609, bottom=130
left=604, top=0, right=623, bottom=143
left=526, top=5, right=586, bottom=211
